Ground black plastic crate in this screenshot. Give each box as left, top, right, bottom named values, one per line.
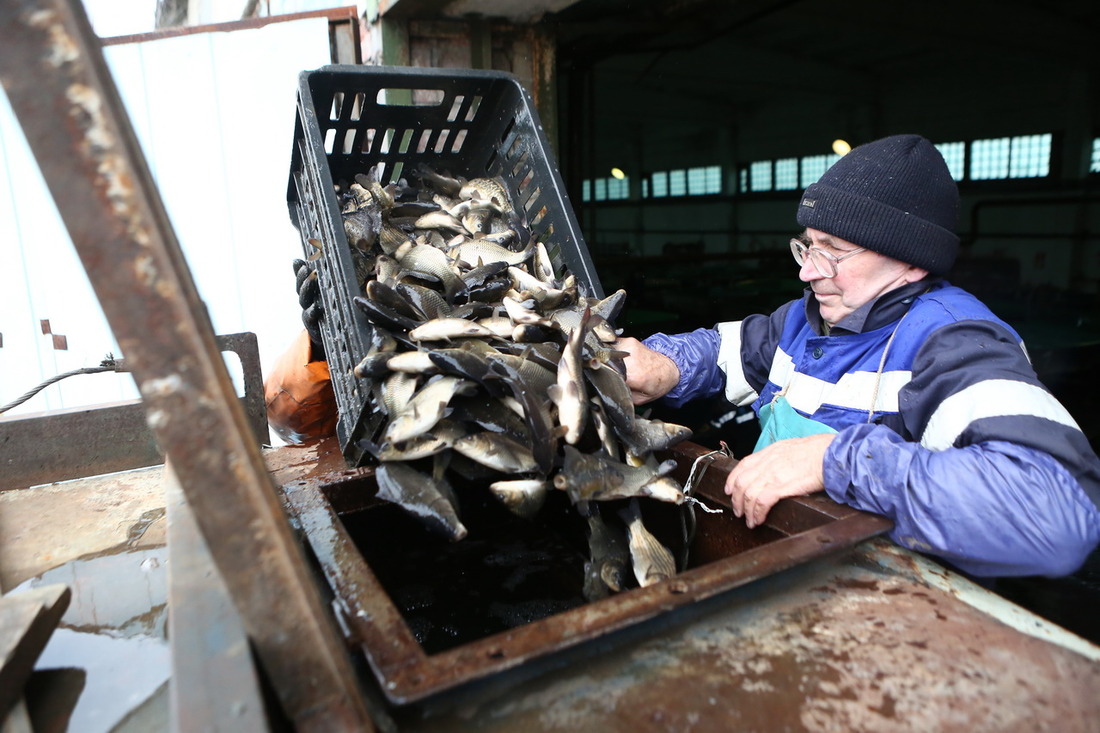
left=286, top=65, right=602, bottom=466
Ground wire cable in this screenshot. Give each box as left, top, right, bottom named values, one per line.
left=0, top=355, right=129, bottom=415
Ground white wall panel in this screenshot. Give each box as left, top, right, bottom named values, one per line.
left=1, top=17, right=332, bottom=424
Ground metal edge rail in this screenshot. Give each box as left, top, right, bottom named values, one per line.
left=0, top=1, right=373, bottom=729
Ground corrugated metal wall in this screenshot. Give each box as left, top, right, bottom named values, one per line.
left=0, top=16, right=332, bottom=420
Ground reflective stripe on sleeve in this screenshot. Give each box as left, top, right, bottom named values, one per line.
left=716, top=321, right=757, bottom=407
left=921, top=379, right=1082, bottom=451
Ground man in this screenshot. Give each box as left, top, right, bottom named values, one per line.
left=618, top=134, right=1100, bottom=577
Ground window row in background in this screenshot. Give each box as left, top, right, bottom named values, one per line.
left=583, top=133, right=1088, bottom=202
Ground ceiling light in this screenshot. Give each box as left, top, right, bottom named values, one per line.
left=610, top=167, right=626, bottom=180
left=832, top=139, right=852, bottom=156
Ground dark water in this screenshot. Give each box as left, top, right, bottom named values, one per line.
left=343, top=486, right=593, bottom=654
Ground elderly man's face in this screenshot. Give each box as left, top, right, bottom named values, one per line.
left=798, top=228, right=928, bottom=327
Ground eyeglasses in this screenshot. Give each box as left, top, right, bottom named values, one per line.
left=790, top=237, right=866, bottom=278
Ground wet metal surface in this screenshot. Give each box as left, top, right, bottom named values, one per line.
left=0, top=1, right=371, bottom=727
left=394, top=540, right=1100, bottom=732
left=13, top=545, right=170, bottom=733
left=277, top=438, right=892, bottom=704
left=0, top=584, right=70, bottom=721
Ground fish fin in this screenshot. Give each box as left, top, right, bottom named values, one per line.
left=356, top=438, right=384, bottom=459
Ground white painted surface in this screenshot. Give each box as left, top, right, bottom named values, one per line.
left=0, top=16, right=333, bottom=425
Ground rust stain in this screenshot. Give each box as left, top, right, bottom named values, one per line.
left=410, top=566, right=1100, bottom=732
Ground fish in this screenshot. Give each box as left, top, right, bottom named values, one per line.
left=395, top=242, right=466, bottom=300
left=383, top=375, right=475, bottom=444
left=461, top=260, right=510, bottom=289
left=501, top=295, right=551, bottom=326
left=583, top=507, right=630, bottom=601
left=385, top=350, right=439, bottom=374
left=354, top=171, right=395, bottom=209
left=353, top=351, right=395, bottom=379
left=427, top=346, right=511, bottom=398
left=507, top=266, right=573, bottom=309
left=548, top=307, right=590, bottom=445
left=485, top=352, right=558, bottom=396
left=584, top=360, right=636, bottom=434
left=353, top=295, right=421, bottom=333
left=395, top=282, right=451, bottom=320
left=448, top=391, right=530, bottom=442
left=366, top=278, right=425, bottom=322
left=533, top=241, right=558, bottom=285
left=379, top=370, right=418, bottom=417
left=415, top=164, right=465, bottom=197
left=343, top=205, right=382, bottom=250
left=494, top=362, right=558, bottom=475
left=375, top=462, right=467, bottom=541
left=375, top=254, right=402, bottom=284
left=466, top=276, right=512, bottom=304
left=409, top=317, right=497, bottom=343
left=493, top=340, right=563, bottom=371
left=448, top=300, right=496, bottom=321
left=359, top=419, right=466, bottom=461
left=588, top=398, right=620, bottom=460
left=330, top=161, right=694, bottom=572
left=451, top=199, right=506, bottom=235
left=378, top=222, right=414, bottom=256
left=453, top=431, right=539, bottom=474
left=552, top=445, right=684, bottom=504
left=489, top=479, right=548, bottom=520
left=415, top=209, right=471, bottom=236
left=343, top=181, right=373, bottom=210
left=620, top=499, right=676, bottom=587
left=475, top=315, right=516, bottom=340
left=587, top=289, right=628, bottom=323
left=388, top=200, right=440, bottom=219
left=616, top=414, right=693, bottom=456
left=450, top=238, right=536, bottom=269
left=460, top=177, right=514, bottom=213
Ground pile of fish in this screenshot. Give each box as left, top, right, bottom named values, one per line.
left=330, top=164, right=692, bottom=601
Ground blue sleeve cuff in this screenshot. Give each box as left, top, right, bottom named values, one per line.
left=642, top=328, right=725, bottom=408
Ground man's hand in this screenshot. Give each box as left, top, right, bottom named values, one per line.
left=616, top=337, right=680, bottom=405
left=724, top=433, right=836, bottom=528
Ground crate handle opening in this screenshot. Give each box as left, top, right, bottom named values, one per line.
left=376, top=88, right=445, bottom=107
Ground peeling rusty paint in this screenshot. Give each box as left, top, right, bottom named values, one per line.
left=27, top=8, right=78, bottom=67
left=401, top=550, right=1100, bottom=732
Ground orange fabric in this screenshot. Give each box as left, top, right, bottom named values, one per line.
left=264, top=329, right=338, bottom=443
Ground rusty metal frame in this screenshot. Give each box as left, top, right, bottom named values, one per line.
left=280, top=440, right=893, bottom=704
left=0, top=1, right=373, bottom=729
left=0, top=333, right=267, bottom=491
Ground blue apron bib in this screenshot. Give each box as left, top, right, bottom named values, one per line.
left=753, top=395, right=837, bottom=453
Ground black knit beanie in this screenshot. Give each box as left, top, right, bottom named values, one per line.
left=796, top=134, right=960, bottom=275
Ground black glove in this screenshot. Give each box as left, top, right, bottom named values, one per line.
left=294, top=258, right=326, bottom=360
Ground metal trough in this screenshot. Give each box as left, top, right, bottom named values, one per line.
left=279, top=440, right=892, bottom=704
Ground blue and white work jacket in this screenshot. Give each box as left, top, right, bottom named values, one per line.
left=644, top=279, right=1100, bottom=577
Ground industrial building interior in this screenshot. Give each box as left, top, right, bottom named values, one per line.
left=548, top=0, right=1100, bottom=641
left=2, top=0, right=1100, bottom=729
